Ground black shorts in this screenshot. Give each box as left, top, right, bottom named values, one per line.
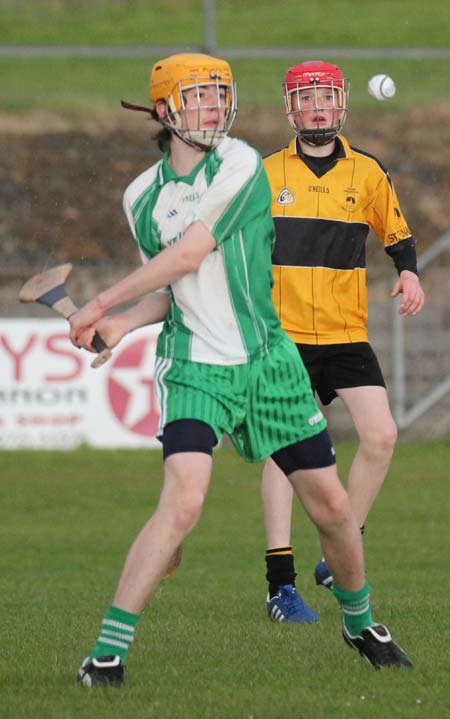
left=296, top=342, right=386, bottom=406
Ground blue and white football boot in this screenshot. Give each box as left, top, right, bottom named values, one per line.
left=267, top=584, right=319, bottom=624
left=314, top=559, right=334, bottom=590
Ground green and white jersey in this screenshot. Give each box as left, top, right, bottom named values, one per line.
left=123, top=137, right=284, bottom=365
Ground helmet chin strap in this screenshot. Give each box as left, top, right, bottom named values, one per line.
left=171, top=128, right=206, bottom=151
left=170, top=126, right=225, bottom=152
left=299, top=127, right=338, bottom=147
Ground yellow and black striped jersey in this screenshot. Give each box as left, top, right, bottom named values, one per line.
left=264, top=134, right=412, bottom=345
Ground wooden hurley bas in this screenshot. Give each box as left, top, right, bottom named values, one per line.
left=18, top=263, right=112, bottom=369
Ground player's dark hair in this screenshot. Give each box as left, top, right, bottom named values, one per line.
left=120, top=100, right=172, bottom=152
left=153, top=126, right=173, bottom=152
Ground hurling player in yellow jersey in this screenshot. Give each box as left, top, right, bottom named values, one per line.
left=262, top=61, right=424, bottom=623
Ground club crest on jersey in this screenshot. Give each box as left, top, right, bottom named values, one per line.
left=276, top=187, right=295, bottom=205
left=344, top=187, right=359, bottom=213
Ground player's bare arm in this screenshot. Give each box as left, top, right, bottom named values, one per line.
left=76, top=291, right=171, bottom=353
left=391, top=269, right=425, bottom=316
left=70, top=220, right=216, bottom=346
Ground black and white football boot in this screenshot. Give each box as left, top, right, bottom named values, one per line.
left=77, top=655, right=124, bottom=687
left=343, top=623, right=413, bottom=670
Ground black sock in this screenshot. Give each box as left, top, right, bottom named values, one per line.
left=265, top=546, right=297, bottom=598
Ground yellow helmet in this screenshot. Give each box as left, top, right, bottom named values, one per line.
left=149, top=53, right=237, bottom=150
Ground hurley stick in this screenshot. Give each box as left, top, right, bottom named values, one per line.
left=18, top=263, right=112, bottom=368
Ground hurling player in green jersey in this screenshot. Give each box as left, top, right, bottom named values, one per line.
left=70, top=54, right=412, bottom=687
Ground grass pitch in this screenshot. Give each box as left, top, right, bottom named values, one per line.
left=1, top=442, right=449, bottom=719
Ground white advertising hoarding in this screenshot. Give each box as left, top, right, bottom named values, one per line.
left=0, top=319, right=164, bottom=449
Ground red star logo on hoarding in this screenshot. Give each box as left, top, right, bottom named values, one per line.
left=106, top=336, right=159, bottom=436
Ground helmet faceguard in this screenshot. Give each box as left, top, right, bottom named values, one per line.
left=150, top=53, right=237, bottom=151
left=283, top=61, right=349, bottom=146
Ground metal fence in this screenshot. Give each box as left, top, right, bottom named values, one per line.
left=324, top=231, right=450, bottom=439
left=2, top=45, right=450, bottom=59
left=391, top=231, right=450, bottom=430
left=2, top=0, right=450, bottom=59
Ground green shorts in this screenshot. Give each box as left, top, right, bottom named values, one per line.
left=154, top=335, right=327, bottom=463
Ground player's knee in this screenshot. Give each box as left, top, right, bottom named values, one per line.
left=323, top=492, right=352, bottom=531
left=314, top=484, right=352, bottom=532
left=361, top=419, right=397, bottom=459
left=176, top=492, right=206, bottom=532
left=384, top=419, right=398, bottom=449
left=166, top=486, right=206, bottom=534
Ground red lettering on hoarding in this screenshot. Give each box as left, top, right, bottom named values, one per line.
left=17, top=415, right=81, bottom=425
left=45, top=334, right=83, bottom=381
left=0, top=334, right=37, bottom=380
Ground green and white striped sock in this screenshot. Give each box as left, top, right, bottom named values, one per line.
left=332, top=581, right=374, bottom=636
left=91, top=606, right=140, bottom=665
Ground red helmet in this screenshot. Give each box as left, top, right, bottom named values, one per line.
left=284, top=61, right=345, bottom=93
left=283, top=61, right=349, bottom=146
